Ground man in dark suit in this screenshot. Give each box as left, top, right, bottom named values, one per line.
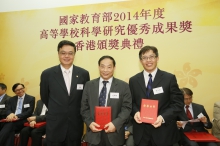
left=177, top=87, right=217, bottom=146
left=0, top=83, right=35, bottom=146
left=19, top=99, right=47, bottom=146
left=129, top=46, right=184, bottom=146
left=81, top=55, right=132, bottom=146
left=40, top=40, right=90, bottom=146
left=0, top=83, right=11, bottom=124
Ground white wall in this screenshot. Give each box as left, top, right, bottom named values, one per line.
left=0, top=0, right=126, bottom=12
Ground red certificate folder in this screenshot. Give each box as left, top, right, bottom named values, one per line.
left=140, top=99, right=158, bottom=124
left=0, top=118, right=19, bottom=122
left=24, top=122, right=46, bottom=128
left=184, top=132, right=220, bottom=142
left=95, top=106, right=111, bottom=130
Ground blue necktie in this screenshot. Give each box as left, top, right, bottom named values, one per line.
left=99, top=81, right=108, bottom=106
left=15, top=97, right=23, bottom=115
left=146, top=74, right=152, bottom=98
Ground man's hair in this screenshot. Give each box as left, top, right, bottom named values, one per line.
left=12, top=83, right=25, bottom=92
left=0, top=83, right=7, bottom=90
left=180, top=87, right=193, bottom=96
left=139, top=46, right=159, bottom=60
left=57, top=40, right=76, bottom=53
left=98, top=55, right=116, bottom=67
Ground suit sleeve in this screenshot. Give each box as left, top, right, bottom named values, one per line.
left=111, top=83, right=132, bottom=132
left=40, top=70, right=49, bottom=107
left=202, top=106, right=212, bottom=129
left=81, top=82, right=93, bottom=127
left=161, top=75, right=184, bottom=123
left=17, top=96, right=35, bottom=119
left=36, top=115, right=46, bottom=122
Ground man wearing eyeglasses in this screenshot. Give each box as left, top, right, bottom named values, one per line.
left=176, top=88, right=217, bottom=146
left=40, top=40, right=90, bottom=146
left=129, top=46, right=184, bottom=146
left=0, top=83, right=35, bottom=146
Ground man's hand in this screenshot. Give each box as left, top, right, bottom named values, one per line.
left=6, top=113, right=17, bottom=122
left=89, top=122, right=102, bottom=132
left=134, top=112, right=142, bottom=123
left=199, top=116, right=207, bottom=123
left=176, top=121, right=183, bottom=128
left=27, top=116, right=36, bottom=122
left=29, top=121, right=36, bottom=128
left=152, top=115, right=163, bottom=128
left=105, top=122, right=116, bottom=133
left=125, top=131, right=130, bottom=139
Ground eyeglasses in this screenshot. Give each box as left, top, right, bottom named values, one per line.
left=141, top=55, right=157, bottom=61
left=59, top=52, right=75, bottom=56
left=14, top=88, right=24, bottom=93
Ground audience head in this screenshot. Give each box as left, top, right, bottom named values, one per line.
left=12, top=83, right=25, bottom=97
left=181, top=87, right=193, bottom=106
left=0, top=83, right=7, bottom=96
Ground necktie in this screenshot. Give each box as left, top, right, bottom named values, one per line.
left=186, top=105, right=193, bottom=120
left=15, top=97, right=23, bottom=115
left=146, top=74, right=152, bottom=98
left=64, top=70, right=71, bottom=95
left=99, top=81, right=108, bottom=106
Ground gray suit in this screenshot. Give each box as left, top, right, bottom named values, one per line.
left=81, top=77, right=132, bottom=146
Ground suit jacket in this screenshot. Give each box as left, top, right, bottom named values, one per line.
left=81, top=77, right=132, bottom=146
left=40, top=64, right=90, bottom=142
left=6, top=94, right=35, bottom=119
left=178, top=102, right=212, bottom=132
left=129, top=69, right=184, bottom=145
left=33, top=100, right=47, bottom=122
left=0, top=94, right=11, bottom=118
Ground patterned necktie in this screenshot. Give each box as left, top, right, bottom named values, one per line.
left=186, top=105, right=193, bottom=120
left=99, top=81, right=108, bottom=106
left=15, top=97, right=23, bottom=115
left=146, top=74, right=152, bottom=98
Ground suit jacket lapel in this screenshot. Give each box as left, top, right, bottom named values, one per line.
left=152, top=69, right=163, bottom=88
left=137, top=72, right=147, bottom=95
left=53, top=65, right=68, bottom=93
left=92, top=78, right=100, bottom=106
left=107, top=77, right=118, bottom=106
left=70, top=65, right=79, bottom=94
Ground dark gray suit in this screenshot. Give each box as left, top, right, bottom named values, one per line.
left=178, top=103, right=217, bottom=146
left=81, top=77, right=132, bottom=146
left=40, top=64, right=90, bottom=144
left=129, top=69, right=184, bottom=146
left=178, top=103, right=212, bottom=132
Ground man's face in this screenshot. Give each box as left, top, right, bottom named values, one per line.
left=0, top=87, right=6, bottom=96
left=184, top=94, right=192, bottom=105
left=14, top=85, right=25, bottom=97
left=99, top=58, right=115, bottom=81
left=58, top=45, right=75, bottom=68
left=140, top=50, right=159, bottom=73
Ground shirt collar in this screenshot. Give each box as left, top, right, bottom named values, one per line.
left=143, top=68, right=158, bottom=81
left=18, top=93, right=25, bottom=99
left=60, top=65, right=73, bottom=73
left=99, top=77, right=113, bottom=84
left=0, top=94, right=6, bottom=100
left=185, top=103, right=192, bottom=108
